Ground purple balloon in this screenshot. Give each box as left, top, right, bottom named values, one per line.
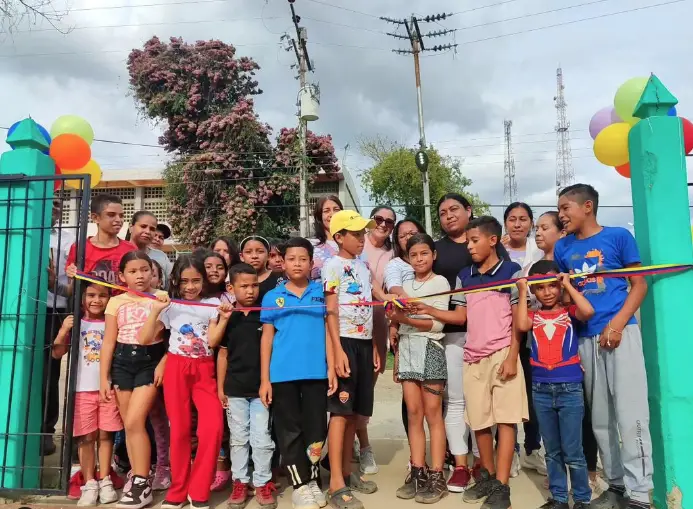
left=610, top=108, right=622, bottom=124
left=589, top=107, right=617, bottom=140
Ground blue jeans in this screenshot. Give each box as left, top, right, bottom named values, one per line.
left=227, top=397, right=274, bottom=487
left=532, top=382, right=591, bottom=504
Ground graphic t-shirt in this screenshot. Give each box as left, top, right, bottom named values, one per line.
left=553, top=226, right=640, bottom=337
left=159, top=299, right=220, bottom=358
left=66, top=238, right=137, bottom=287
left=528, top=307, right=583, bottom=383
left=322, top=256, right=373, bottom=340
left=105, top=292, right=166, bottom=345
left=261, top=281, right=328, bottom=383
left=76, top=319, right=106, bottom=392
left=221, top=309, right=262, bottom=398
left=310, top=239, right=367, bottom=282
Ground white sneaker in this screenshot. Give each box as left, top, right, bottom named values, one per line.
left=521, top=450, right=548, bottom=476
left=78, top=479, right=100, bottom=507
left=307, top=480, right=327, bottom=508
left=292, top=484, right=319, bottom=509
left=510, top=451, right=521, bottom=478
left=359, top=446, right=379, bottom=475
left=99, top=476, right=118, bottom=504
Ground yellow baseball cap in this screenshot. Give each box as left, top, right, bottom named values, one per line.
left=329, top=210, right=376, bottom=236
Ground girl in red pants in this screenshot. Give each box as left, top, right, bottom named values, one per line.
left=139, top=254, right=232, bottom=509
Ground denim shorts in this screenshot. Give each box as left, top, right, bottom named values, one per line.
left=111, top=342, right=166, bottom=391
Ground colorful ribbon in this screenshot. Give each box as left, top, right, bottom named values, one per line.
left=75, top=263, right=693, bottom=313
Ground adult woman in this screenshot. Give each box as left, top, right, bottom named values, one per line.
left=534, top=211, right=563, bottom=261
left=309, top=195, right=344, bottom=281
left=127, top=211, right=173, bottom=288
left=501, top=202, right=543, bottom=271
left=210, top=236, right=241, bottom=271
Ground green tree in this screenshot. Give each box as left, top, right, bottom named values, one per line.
left=360, top=136, right=488, bottom=232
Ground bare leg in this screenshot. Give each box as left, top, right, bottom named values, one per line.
left=422, top=383, right=446, bottom=471
left=475, top=427, right=496, bottom=476
left=402, top=382, right=426, bottom=467
left=120, top=385, right=159, bottom=478
left=342, top=417, right=357, bottom=476
left=328, top=415, right=348, bottom=492
left=79, top=432, right=98, bottom=482
left=495, top=423, right=516, bottom=484
left=98, top=430, right=114, bottom=478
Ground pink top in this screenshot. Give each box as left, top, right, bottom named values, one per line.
left=463, top=292, right=513, bottom=363
left=105, top=293, right=164, bottom=345
left=363, top=234, right=394, bottom=293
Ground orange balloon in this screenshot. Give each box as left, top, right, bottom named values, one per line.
left=615, top=162, right=631, bottom=178
left=49, top=133, right=91, bottom=170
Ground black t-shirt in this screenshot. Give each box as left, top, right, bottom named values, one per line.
left=433, top=237, right=511, bottom=333
left=221, top=310, right=263, bottom=398
left=258, top=271, right=284, bottom=303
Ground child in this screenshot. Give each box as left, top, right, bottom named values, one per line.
left=515, top=261, right=595, bottom=509
left=412, top=216, right=528, bottom=509
left=240, top=236, right=284, bottom=302
left=99, top=251, right=168, bottom=509
left=554, top=184, right=652, bottom=509
left=387, top=234, right=450, bottom=504
left=218, top=263, right=277, bottom=509
left=200, top=250, right=235, bottom=306
left=66, top=194, right=137, bottom=291
left=53, top=283, right=122, bottom=506
left=259, top=237, right=335, bottom=509
left=140, top=254, right=230, bottom=509
left=267, top=238, right=286, bottom=272
left=323, top=210, right=393, bottom=509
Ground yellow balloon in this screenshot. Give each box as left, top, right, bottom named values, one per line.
left=50, top=115, right=95, bottom=145
left=614, top=77, right=648, bottom=126
left=593, top=123, right=631, bottom=167
left=64, top=160, right=102, bottom=189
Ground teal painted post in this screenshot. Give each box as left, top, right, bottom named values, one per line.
left=0, top=119, right=54, bottom=489
left=629, top=74, right=692, bottom=508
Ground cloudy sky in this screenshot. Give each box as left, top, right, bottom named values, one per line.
left=1, top=0, right=691, bottom=227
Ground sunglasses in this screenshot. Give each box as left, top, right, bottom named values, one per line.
left=373, top=215, right=395, bottom=228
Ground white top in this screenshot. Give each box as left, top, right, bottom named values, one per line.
left=75, top=319, right=106, bottom=392
left=322, top=256, right=373, bottom=340
left=48, top=228, right=75, bottom=310
left=384, top=257, right=415, bottom=292
left=160, top=299, right=220, bottom=358
left=399, top=275, right=450, bottom=340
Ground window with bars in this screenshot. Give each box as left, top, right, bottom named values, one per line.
left=309, top=181, right=339, bottom=195
left=57, top=189, right=73, bottom=225
left=90, top=187, right=136, bottom=222
left=143, top=187, right=169, bottom=223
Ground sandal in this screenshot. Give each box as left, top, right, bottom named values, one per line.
left=328, top=487, right=363, bottom=509
left=346, top=473, right=378, bottom=495
left=210, top=469, right=230, bottom=492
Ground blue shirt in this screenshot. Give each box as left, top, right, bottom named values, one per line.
left=554, top=226, right=640, bottom=337
left=529, top=307, right=583, bottom=383
left=260, top=281, right=328, bottom=383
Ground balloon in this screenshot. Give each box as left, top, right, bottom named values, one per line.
left=53, top=165, right=62, bottom=192
left=50, top=115, right=94, bottom=145
left=615, top=162, right=631, bottom=179
left=668, top=106, right=677, bottom=117
left=589, top=107, right=618, bottom=140
left=49, top=134, right=91, bottom=170
left=64, top=160, right=102, bottom=189
left=593, top=123, right=631, bottom=167
left=7, top=121, right=20, bottom=137
left=681, top=117, right=693, bottom=154
left=611, top=109, right=622, bottom=124
left=614, top=77, right=648, bottom=126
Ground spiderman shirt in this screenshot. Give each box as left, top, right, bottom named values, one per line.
left=528, top=305, right=583, bottom=383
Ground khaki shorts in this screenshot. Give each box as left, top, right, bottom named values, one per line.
left=463, top=346, right=528, bottom=430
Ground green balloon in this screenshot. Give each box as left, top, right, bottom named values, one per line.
left=614, top=77, right=648, bottom=126
left=50, top=115, right=94, bottom=145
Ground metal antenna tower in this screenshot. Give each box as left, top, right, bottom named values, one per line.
left=554, top=66, right=574, bottom=195
left=504, top=119, right=517, bottom=206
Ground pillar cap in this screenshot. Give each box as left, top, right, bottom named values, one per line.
left=6, top=118, right=50, bottom=151
left=633, top=74, right=678, bottom=120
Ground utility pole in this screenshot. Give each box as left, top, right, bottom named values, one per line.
left=554, top=66, right=574, bottom=196
left=383, top=12, right=456, bottom=234
left=503, top=120, right=517, bottom=206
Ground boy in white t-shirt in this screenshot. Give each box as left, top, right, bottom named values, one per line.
left=53, top=282, right=123, bottom=506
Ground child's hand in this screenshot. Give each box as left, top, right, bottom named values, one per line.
left=100, top=380, right=113, bottom=403
left=60, top=315, right=74, bottom=334
left=389, top=328, right=399, bottom=352
left=373, top=344, right=381, bottom=373
left=516, top=278, right=528, bottom=293
left=335, top=349, right=351, bottom=378
left=386, top=308, right=403, bottom=323
left=501, top=234, right=511, bottom=247
left=259, top=381, right=272, bottom=408
left=599, top=325, right=622, bottom=350
left=66, top=264, right=77, bottom=279
left=218, top=303, right=233, bottom=320
left=219, top=391, right=228, bottom=409
left=497, top=357, right=518, bottom=381
left=327, top=369, right=337, bottom=397
left=152, top=293, right=171, bottom=312
left=558, top=273, right=572, bottom=289
left=47, top=261, right=57, bottom=289
left=408, top=301, right=433, bottom=315
left=153, top=363, right=165, bottom=387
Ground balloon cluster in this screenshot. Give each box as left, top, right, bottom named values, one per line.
left=590, top=77, right=693, bottom=179
left=7, top=115, right=102, bottom=191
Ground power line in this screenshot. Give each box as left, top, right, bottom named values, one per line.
left=302, top=0, right=381, bottom=19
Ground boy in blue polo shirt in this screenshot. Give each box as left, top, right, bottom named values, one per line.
left=554, top=184, right=652, bottom=509
left=259, top=237, right=336, bottom=509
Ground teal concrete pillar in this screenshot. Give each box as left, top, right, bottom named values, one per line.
left=629, top=75, right=692, bottom=508
left=0, top=119, right=54, bottom=489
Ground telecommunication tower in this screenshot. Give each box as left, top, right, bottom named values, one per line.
left=554, top=67, right=574, bottom=195
left=504, top=119, right=517, bottom=206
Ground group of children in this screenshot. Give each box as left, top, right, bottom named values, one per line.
left=54, top=182, right=653, bottom=509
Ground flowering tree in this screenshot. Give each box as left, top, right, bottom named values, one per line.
left=127, top=36, right=338, bottom=245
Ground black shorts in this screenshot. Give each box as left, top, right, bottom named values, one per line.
left=327, top=337, right=374, bottom=417
left=111, top=342, right=166, bottom=391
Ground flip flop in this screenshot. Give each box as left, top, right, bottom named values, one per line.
left=328, top=487, right=363, bottom=509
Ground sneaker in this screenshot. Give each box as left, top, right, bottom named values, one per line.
left=447, top=466, right=472, bottom=493
left=292, top=484, right=320, bottom=509
left=152, top=465, right=171, bottom=491
left=358, top=446, right=378, bottom=475
left=78, top=479, right=100, bottom=507
left=539, top=499, right=569, bottom=509
left=462, top=468, right=500, bottom=504
left=123, top=470, right=133, bottom=494
left=415, top=469, right=448, bottom=504
left=470, top=462, right=483, bottom=483
left=99, top=476, right=118, bottom=504
left=573, top=503, right=593, bottom=509
left=211, top=469, right=231, bottom=492
left=626, top=500, right=652, bottom=509
left=160, top=501, right=186, bottom=509
left=227, top=480, right=249, bottom=509
left=521, top=450, right=548, bottom=476
left=187, top=496, right=209, bottom=509
left=590, top=474, right=608, bottom=499
left=307, top=480, right=327, bottom=508
left=396, top=465, right=427, bottom=500
left=255, top=483, right=278, bottom=508
left=347, top=473, right=378, bottom=494
left=481, top=483, right=511, bottom=509
left=591, top=486, right=628, bottom=509
left=69, top=470, right=85, bottom=500
left=116, top=475, right=153, bottom=509
left=510, top=451, right=521, bottom=478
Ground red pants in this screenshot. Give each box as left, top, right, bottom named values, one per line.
left=163, top=354, right=222, bottom=503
